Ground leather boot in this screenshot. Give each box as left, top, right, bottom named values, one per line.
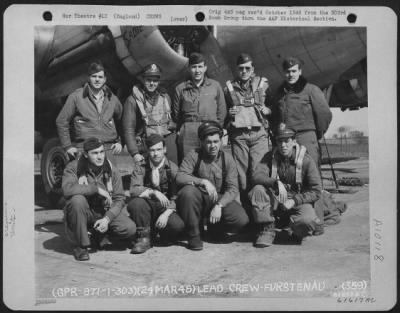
left=254, top=223, right=275, bottom=248
left=131, top=227, right=151, bottom=254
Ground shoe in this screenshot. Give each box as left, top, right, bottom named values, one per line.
left=290, top=233, right=303, bottom=245
left=90, top=231, right=112, bottom=250
left=188, top=236, right=203, bottom=251
left=254, top=223, right=275, bottom=248
left=131, top=227, right=152, bottom=254
left=313, top=223, right=325, bottom=236
left=73, top=247, right=90, bottom=261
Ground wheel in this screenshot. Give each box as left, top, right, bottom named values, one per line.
left=40, top=137, right=69, bottom=209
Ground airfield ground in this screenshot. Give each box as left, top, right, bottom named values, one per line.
left=34, top=153, right=370, bottom=305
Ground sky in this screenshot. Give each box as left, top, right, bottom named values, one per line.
left=324, top=107, right=369, bottom=138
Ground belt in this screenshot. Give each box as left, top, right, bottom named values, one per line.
left=232, top=126, right=262, bottom=131
left=183, top=115, right=201, bottom=122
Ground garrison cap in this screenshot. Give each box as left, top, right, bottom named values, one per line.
left=198, top=120, right=223, bottom=140
left=274, top=123, right=296, bottom=139
left=236, top=53, right=253, bottom=65
left=146, top=133, right=165, bottom=148
left=88, top=62, right=106, bottom=75
left=143, top=63, right=162, bottom=78
left=282, top=56, right=303, bottom=70
left=189, top=52, right=206, bottom=65
left=83, top=137, right=104, bottom=152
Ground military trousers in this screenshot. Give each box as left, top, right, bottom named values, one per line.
left=127, top=197, right=184, bottom=240
left=295, top=131, right=320, bottom=170
left=229, top=126, right=269, bottom=191
left=176, top=185, right=249, bottom=238
left=176, top=121, right=202, bottom=164
left=64, top=195, right=136, bottom=248
left=248, top=185, right=320, bottom=238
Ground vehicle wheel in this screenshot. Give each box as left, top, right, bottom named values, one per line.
left=40, top=137, right=69, bottom=209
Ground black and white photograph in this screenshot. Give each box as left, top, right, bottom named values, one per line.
left=3, top=4, right=397, bottom=310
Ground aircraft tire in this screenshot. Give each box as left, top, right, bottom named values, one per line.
left=40, top=137, right=68, bottom=209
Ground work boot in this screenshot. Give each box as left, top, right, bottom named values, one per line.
left=73, top=247, right=90, bottom=261
left=254, top=223, right=275, bottom=248
left=131, top=227, right=151, bottom=254
left=313, top=223, right=325, bottom=236
left=188, top=236, right=203, bottom=251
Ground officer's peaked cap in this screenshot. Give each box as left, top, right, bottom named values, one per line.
left=198, top=120, right=223, bottom=140
left=143, top=63, right=162, bottom=77
left=274, top=124, right=296, bottom=139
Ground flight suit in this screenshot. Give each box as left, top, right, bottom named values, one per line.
left=224, top=75, right=270, bottom=192
left=172, top=77, right=227, bottom=163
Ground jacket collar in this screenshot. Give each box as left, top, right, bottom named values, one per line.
left=77, top=155, right=112, bottom=178
left=144, top=157, right=171, bottom=172
left=184, top=76, right=211, bottom=89
left=82, top=83, right=113, bottom=100
left=281, top=76, right=308, bottom=93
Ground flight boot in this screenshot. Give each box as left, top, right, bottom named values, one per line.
left=254, top=222, right=275, bottom=248
left=131, top=227, right=152, bottom=254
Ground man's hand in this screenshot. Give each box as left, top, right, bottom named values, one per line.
left=201, top=179, right=218, bottom=202
left=229, top=106, right=240, bottom=117
left=133, top=153, right=145, bottom=163
left=152, top=190, right=170, bottom=209
left=66, top=147, right=78, bottom=159
left=209, top=204, right=222, bottom=224
left=260, top=106, right=271, bottom=115
left=277, top=180, right=288, bottom=203
left=283, top=199, right=295, bottom=210
left=155, top=210, right=172, bottom=229
left=111, top=142, right=122, bottom=154
left=94, top=217, right=110, bottom=233
left=98, top=187, right=112, bottom=207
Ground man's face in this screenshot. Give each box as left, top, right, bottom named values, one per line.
left=148, top=141, right=166, bottom=165
left=202, top=133, right=222, bottom=158
left=277, top=137, right=296, bottom=158
left=88, top=71, right=106, bottom=91
left=190, top=62, right=207, bottom=83
left=285, top=64, right=302, bottom=85
left=85, top=145, right=105, bottom=167
left=237, top=61, right=254, bottom=81
left=144, top=76, right=160, bottom=93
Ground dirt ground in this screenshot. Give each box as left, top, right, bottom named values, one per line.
left=33, top=156, right=370, bottom=308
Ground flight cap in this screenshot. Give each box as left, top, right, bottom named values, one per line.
left=236, top=53, right=253, bottom=65
left=282, top=56, right=303, bottom=70
left=198, top=120, right=223, bottom=140
left=88, top=62, right=106, bottom=75
left=83, top=137, right=104, bottom=152
left=146, top=133, right=165, bottom=148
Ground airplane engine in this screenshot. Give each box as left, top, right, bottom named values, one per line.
left=328, top=59, right=368, bottom=111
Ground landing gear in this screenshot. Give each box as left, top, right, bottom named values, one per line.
left=40, top=137, right=69, bottom=209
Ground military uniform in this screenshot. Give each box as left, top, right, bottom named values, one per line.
left=176, top=122, right=249, bottom=250
left=123, top=64, right=176, bottom=158
left=225, top=54, right=271, bottom=192
left=248, top=126, right=322, bottom=247
left=62, top=138, right=136, bottom=260
left=172, top=53, right=227, bottom=163
left=271, top=57, right=332, bottom=168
